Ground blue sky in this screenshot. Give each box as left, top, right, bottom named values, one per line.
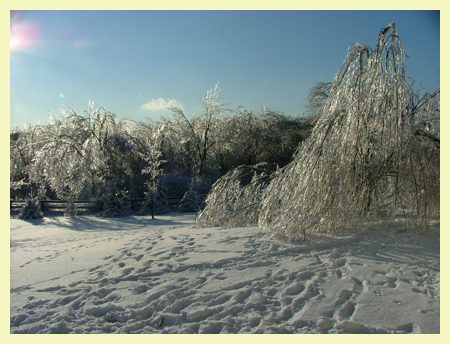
left=10, top=10, right=440, bottom=129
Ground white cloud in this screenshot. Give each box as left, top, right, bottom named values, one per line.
left=141, top=98, right=183, bottom=111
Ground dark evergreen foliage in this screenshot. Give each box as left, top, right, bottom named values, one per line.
left=18, top=198, right=44, bottom=220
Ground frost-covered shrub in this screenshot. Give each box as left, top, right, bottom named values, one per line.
left=98, top=194, right=132, bottom=218
left=137, top=192, right=169, bottom=216
left=179, top=190, right=202, bottom=213
left=64, top=201, right=78, bottom=218
left=195, top=165, right=273, bottom=227
left=18, top=198, right=43, bottom=219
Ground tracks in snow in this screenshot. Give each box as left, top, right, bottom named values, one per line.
left=10, top=217, right=440, bottom=333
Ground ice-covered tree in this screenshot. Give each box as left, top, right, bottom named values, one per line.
left=196, top=164, right=274, bottom=227
left=305, top=82, right=332, bottom=121
left=179, top=177, right=204, bottom=213
left=196, top=23, right=439, bottom=241
left=10, top=124, right=50, bottom=199
left=167, top=83, right=229, bottom=176
left=138, top=124, right=166, bottom=219
left=64, top=200, right=78, bottom=218
left=179, top=189, right=202, bottom=213
left=259, top=22, right=439, bottom=240
left=31, top=103, right=123, bottom=202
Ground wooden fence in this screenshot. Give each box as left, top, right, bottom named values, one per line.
left=10, top=197, right=183, bottom=213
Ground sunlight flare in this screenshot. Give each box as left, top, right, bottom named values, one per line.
left=10, top=15, right=41, bottom=51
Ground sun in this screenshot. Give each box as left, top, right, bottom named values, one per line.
left=10, top=14, right=41, bottom=51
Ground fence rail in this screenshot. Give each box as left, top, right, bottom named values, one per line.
left=10, top=197, right=183, bottom=212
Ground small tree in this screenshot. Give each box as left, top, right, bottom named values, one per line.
left=64, top=199, right=78, bottom=218
left=18, top=197, right=43, bottom=220
left=98, top=191, right=133, bottom=218
left=179, top=177, right=202, bottom=213
left=139, top=125, right=166, bottom=219
left=137, top=192, right=169, bottom=216
left=179, top=189, right=202, bottom=213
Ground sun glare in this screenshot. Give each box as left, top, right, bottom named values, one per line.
left=10, top=15, right=41, bottom=51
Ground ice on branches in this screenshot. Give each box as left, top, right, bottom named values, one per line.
left=195, top=23, right=439, bottom=241
left=258, top=22, right=439, bottom=240
left=138, top=124, right=166, bottom=219
left=30, top=103, right=121, bottom=201
left=195, top=164, right=274, bottom=227
left=179, top=190, right=202, bottom=213
left=64, top=200, right=78, bottom=218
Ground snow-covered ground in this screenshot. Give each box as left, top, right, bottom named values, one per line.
left=10, top=213, right=440, bottom=334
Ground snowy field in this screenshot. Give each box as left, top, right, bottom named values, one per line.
left=10, top=213, right=440, bottom=334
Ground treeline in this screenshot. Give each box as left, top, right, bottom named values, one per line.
left=10, top=85, right=317, bottom=202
